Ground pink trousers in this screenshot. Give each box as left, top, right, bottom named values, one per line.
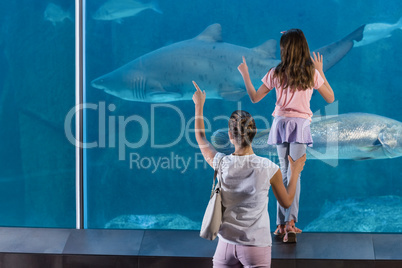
left=213, top=240, right=271, bottom=268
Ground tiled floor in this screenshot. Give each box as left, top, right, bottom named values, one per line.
left=0, top=227, right=401, bottom=267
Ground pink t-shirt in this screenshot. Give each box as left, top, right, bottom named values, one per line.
left=262, top=69, right=325, bottom=120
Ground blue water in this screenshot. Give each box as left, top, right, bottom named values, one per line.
left=0, top=0, right=75, bottom=227
left=84, top=0, right=402, bottom=232
left=0, top=0, right=401, bottom=232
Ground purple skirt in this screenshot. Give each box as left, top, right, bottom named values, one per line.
left=267, top=116, right=313, bottom=147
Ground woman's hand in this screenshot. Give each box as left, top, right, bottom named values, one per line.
left=192, top=81, right=206, bottom=107
left=311, top=52, right=324, bottom=73
left=288, top=154, right=306, bottom=175
left=237, top=56, right=249, bottom=77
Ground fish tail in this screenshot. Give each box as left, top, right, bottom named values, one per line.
left=67, top=13, right=73, bottom=22
left=211, top=129, right=234, bottom=154
left=151, top=1, right=163, bottom=14
left=397, top=16, right=402, bottom=30
left=67, top=5, right=75, bottom=22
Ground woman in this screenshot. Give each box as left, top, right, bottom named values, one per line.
left=192, top=81, right=306, bottom=267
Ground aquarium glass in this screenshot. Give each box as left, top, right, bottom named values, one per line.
left=84, top=0, right=402, bottom=232
left=0, top=0, right=75, bottom=227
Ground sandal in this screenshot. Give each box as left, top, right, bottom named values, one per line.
left=273, top=225, right=285, bottom=237
left=283, top=231, right=297, bottom=243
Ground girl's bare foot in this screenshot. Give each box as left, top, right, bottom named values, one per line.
left=286, top=220, right=302, bottom=233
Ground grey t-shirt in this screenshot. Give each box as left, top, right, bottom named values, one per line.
left=213, top=152, right=279, bottom=247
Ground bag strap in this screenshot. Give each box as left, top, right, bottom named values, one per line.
left=210, top=156, right=224, bottom=197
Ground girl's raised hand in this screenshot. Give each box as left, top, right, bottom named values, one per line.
left=237, top=56, right=249, bottom=77
left=311, top=52, right=324, bottom=72
left=192, top=81, right=206, bottom=106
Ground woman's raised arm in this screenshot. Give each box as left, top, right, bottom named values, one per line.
left=192, top=81, right=217, bottom=168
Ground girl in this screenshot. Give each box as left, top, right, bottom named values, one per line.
left=192, top=81, right=306, bottom=267
left=237, top=29, right=334, bottom=243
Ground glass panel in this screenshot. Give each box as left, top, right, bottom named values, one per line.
left=0, top=1, right=75, bottom=227
left=85, top=0, right=402, bottom=232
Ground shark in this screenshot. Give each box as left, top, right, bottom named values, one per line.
left=92, top=0, right=162, bottom=22
left=354, top=17, right=402, bottom=47
left=211, top=113, right=402, bottom=160
left=91, top=23, right=366, bottom=102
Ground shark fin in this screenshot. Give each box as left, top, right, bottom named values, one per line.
left=252, top=39, right=276, bottom=58
left=147, top=81, right=183, bottom=101
left=195, top=24, right=223, bottom=42
left=149, top=92, right=182, bottom=102
left=151, top=1, right=163, bottom=14
left=219, top=88, right=247, bottom=101
left=358, top=144, right=382, bottom=153
left=353, top=156, right=374, bottom=161
left=378, top=129, right=398, bottom=158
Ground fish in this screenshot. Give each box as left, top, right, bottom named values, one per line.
left=92, top=0, right=162, bottom=22
left=211, top=113, right=402, bottom=160
left=44, top=3, right=72, bottom=26
left=354, top=17, right=402, bottom=47
left=91, top=23, right=364, bottom=103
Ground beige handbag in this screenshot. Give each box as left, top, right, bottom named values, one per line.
left=200, top=157, right=225, bottom=240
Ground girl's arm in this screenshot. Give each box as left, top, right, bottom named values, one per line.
left=238, top=56, right=271, bottom=103
left=312, top=52, right=335, bottom=103
left=270, top=154, right=306, bottom=208
left=192, top=81, right=217, bottom=168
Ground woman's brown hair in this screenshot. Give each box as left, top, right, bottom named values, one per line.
left=273, top=29, right=315, bottom=91
left=229, top=110, right=257, bottom=147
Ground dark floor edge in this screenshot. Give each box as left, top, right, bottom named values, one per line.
left=1, top=228, right=402, bottom=263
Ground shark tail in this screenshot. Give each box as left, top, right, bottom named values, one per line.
left=211, top=129, right=234, bottom=154
left=315, top=24, right=365, bottom=71
left=151, top=1, right=163, bottom=14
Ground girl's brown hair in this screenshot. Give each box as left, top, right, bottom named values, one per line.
left=229, top=110, right=257, bottom=147
left=273, top=29, right=315, bottom=91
